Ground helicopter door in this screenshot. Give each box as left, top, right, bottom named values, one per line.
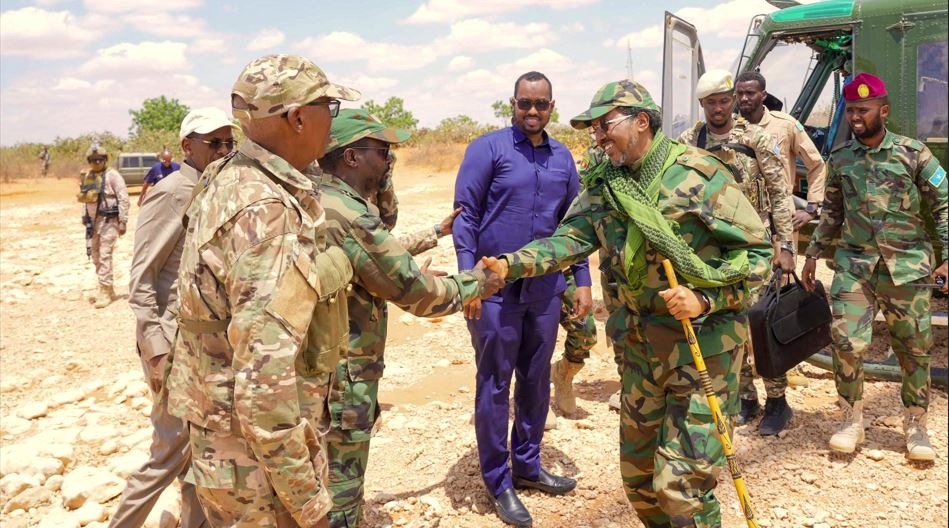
left=662, top=12, right=706, bottom=138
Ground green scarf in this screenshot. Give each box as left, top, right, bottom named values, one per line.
left=590, top=131, right=750, bottom=295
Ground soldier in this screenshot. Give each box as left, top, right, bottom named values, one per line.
left=803, top=73, right=948, bottom=461
left=77, top=143, right=129, bottom=308
left=735, top=70, right=827, bottom=411
left=114, top=107, right=236, bottom=528
left=39, top=146, right=51, bottom=176
left=314, top=109, right=503, bottom=527
left=165, top=54, right=360, bottom=527
left=482, top=79, right=773, bottom=528
left=679, top=69, right=797, bottom=435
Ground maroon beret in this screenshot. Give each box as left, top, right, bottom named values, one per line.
left=843, top=73, right=888, bottom=102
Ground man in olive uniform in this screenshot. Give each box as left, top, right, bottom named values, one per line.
left=803, top=73, right=948, bottom=461
left=77, top=143, right=129, bottom=308
left=315, top=109, right=504, bottom=527
left=166, top=54, right=360, bottom=528
left=483, top=80, right=773, bottom=528
left=678, top=69, right=797, bottom=435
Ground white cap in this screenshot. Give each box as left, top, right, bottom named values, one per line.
left=696, top=69, right=735, bottom=100
left=179, top=107, right=237, bottom=140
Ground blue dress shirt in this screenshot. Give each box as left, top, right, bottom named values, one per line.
left=144, top=161, right=181, bottom=185
left=453, top=126, right=591, bottom=304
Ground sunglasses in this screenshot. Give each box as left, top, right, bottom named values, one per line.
left=349, top=145, right=391, bottom=159
left=513, top=98, right=552, bottom=112
left=88, top=157, right=107, bottom=163
left=591, top=114, right=632, bottom=134
left=282, top=99, right=341, bottom=118
left=196, top=138, right=236, bottom=151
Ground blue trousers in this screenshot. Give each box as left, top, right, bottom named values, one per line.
left=468, top=295, right=561, bottom=497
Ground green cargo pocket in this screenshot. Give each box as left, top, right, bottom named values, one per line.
left=301, top=246, right=353, bottom=376
left=189, top=458, right=236, bottom=489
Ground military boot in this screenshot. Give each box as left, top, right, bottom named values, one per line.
left=758, top=396, right=792, bottom=436
left=94, top=284, right=114, bottom=309
left=904, top=406, right=935, bottom=461
left=736, top=398, right=760, bottom=426
left=551, top=359, right=584, bottom=414
left=829, top=398, right=865, bottom=453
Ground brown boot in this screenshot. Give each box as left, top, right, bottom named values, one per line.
left=94, top=284, right=114, bottom=309
left=904, top=407, right=935, bottom=461
left=829, top=397, right=865, bottom=453
left=551, top=359, right=584, bottom=414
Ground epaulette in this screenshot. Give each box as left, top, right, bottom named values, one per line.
left=771, top=111, right=807, bottom=131
left=677, top=148, right=725, bottom=179
left=894, top=134, right=925, bottom=152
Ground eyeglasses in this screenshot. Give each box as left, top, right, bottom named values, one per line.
left=591, top=114, right=632, bottom=134
left=196, top=138, right=236, bottom=151
left=283, top=99, right=341, bottom=118
left=348, top=145, right=391, bottom=159
left=88, top=157, right=107, bottom=163
left=513, top=98, right=552, bottom=112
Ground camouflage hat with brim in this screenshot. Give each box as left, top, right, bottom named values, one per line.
left=326, top=109, right=411, bottom=154
left=231, top=54, right=361, bottom=121
left=570, top=79, right=660, bottom=129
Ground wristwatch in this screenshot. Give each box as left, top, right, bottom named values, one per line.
left=433, top=223, right=442, bottom=237
left=804, top=202, right=821, bottom=216
left=697, top=290, right=712, bottom=317
left=780, top=240, right=796, bottom=255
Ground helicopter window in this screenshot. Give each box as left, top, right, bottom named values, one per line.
left=917, top=40, right=948, bottom=142
left=753, top=42, right=836, bottom=127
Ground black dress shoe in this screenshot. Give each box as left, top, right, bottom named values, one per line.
left=512, top=468, right=577, bottom=495
left=758, top=396, right=792, bottom=436
left=494, top=488, right=532, bottom=527
left=736, top=398, right=760, bottom=425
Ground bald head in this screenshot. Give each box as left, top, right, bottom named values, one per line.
left=160, top=148, right=173, bottom=167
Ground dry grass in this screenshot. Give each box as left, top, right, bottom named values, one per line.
left=398, top=143, right=469, bottom=173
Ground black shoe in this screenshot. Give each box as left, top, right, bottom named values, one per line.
left=512, top=468, right=577, bottom=495
left=494, top=488, right=532, bottom=527
left=736, top=398, right=760, bottom=425
left=758, top=396, right=792, bottom=436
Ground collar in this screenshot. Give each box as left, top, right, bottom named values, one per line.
left=757, top=107, right=773, bottom=127
left=320, top=171, right=368, bottom=204
left=851, top=128, right=895, bottom=153
left=237, top=139, right=314, bottom=192
left=179, top=161, right=200, bottom=184
left=511, top=126, right=550, bottom=148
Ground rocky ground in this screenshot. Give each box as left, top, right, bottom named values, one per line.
left=1, top=168, right=947, bottom=528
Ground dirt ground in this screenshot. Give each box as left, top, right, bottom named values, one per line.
left=1, top=169, right=947, bottom=528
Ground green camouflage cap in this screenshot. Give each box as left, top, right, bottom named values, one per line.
left=326, top=108, right=411, bottom=154
left=231, top=54, right=360, bottom=120
left=569, top=79, right=660, bottom=129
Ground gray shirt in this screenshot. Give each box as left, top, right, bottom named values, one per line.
left=128, top=162, right=198, bottom=361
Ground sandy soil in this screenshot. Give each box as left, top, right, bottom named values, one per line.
left=0, top=170, right=947, bottom=528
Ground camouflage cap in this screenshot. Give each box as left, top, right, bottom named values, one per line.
left=231, top=54, right=360, bottom=121
left=570, top=79, right=660, bottom=129
left=326, top=109, right=411, bottom=154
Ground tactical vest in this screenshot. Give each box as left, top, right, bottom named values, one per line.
left=77, top=169, right=104, bottom=204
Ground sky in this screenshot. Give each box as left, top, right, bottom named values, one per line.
left=0, top=0, right=819, bottom=145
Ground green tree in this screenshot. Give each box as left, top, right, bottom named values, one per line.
left=129, top=96, right=190, bottom=135
left=492, top=99, right=559, bottom=124
left=361, top=97, right=418, bottom=130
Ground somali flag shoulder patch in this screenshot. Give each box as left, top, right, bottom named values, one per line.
left=929, top=166, right=947, bottom=189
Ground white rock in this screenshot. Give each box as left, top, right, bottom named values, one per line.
left=61, top=466, right=126, bottom=509
left=74, top=501, right=108, bottom=525
left=50, top=389, right=85, bottom=407
left=575, top=419, right=595, bottom=430
left=0, top=444, right=39, bottom=476
left=773, top=507, right=789, bottom=519
left=79, top=424, right=120, bottom=445
left=15, top=402, right=49, bottom=420
left=0, top=474, right=35, bottom=497
left=37, top=510, right=81, bottom=528
left=99, top=440, right=118, bottom=456
left=41, top=375, right=67, bottom=388
left=80, top=380, right=105, bottom=397
left=23, top=456, right=64, bottom=480
left=866, top=449, right=885, bottom=461
left=2, top=486, right=52, bottom=513
left=123, top=381, right=150, bottom=399
left=131, top=396, right=152, bottom=410
left=435, top=359, right=450, bottom=368
left=0, top=378, right=28, bottom=393
left=110, top=450, right=149, bottom=479
left=1, top=415, right=31, bottom=436
left=45, top=474, right=64, bottom=491
left=121, top=427, right=153, bottom=450
left=144, top=484, right=181, bottom=528
left=39, top=443, right=75, bottom=466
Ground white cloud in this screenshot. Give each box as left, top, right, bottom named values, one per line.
left=447, top=55, right=474, bottom=71
left=0, top=7, right=97, bottom=59
left=83, top=0, right=203, bottom=13
left=561, top=22, right=585, bottom=33
left=607, top=25, right=663, bottom=49
left=191, top=37, right=229, bottom=55
left=333, top=74, right=398, bottom=95
left=507, top=48, right=573, bottom=74
left=297, top=32, right=437, bottom=72
left=433, top=19, right=557, bottom=55
left=246, top=29, right=286, bottom=51
left=121, top=12, right=209, bottom=38
left=77, top=41, right=189, bottom=77
left=405, top=0, right=598, bottom=24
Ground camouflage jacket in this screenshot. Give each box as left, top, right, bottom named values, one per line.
left=167, top=140, right=352, bottom=523
left=319, top=172, right=485, bottom=394
left=806, top=130, right=949, bottom=284
left=502, top=145, right=772, bottom=369
left=679, top=116, right=795, bottom=244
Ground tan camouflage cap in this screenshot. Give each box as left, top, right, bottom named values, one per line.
left=326, top=109, right=411, bottom=154
left=85, top=143, right=107, bottom=158
left=231, top=54, right=360, bottom=120
left=570, top=79, right=660, bottom=129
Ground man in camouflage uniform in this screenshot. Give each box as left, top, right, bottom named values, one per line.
left=803, top=73, right=948, bottom=461
left=77, top=143, right=129, bottom=308
left=316, top=109, right=504, bottom=528
left=678, top=69, right=797, bottom=435
left=166, top=54, right=361, bottom=528
left=484, top=80, right=773, bottom=528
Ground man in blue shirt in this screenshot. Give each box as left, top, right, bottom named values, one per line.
left=139, top=148, right=180, bottom=205
left=453, top=71, right=591, bottom=528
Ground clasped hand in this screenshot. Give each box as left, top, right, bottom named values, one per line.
left=464, top=256, right=509, bottom=320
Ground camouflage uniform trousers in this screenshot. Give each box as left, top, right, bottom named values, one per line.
left=326, top=360, right=380, bottom=528
left=187, top=422, right=331, bottom=528
left=831, top=262, right=933, bottom=409
left=91, top=216, right=120, bottom=287
left=560, top=271, right=598, bottom=364
left=738, top=286, right=788, bottom=400
left=617, top=307, right=741, bottom=528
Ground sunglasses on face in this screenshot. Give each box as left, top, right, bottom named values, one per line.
left=282, top=99, right=341, bottom=118
left=591, top=114, right=632, bottom=134
left=88, top=157, right=107, bottom=163
left=349, top=145, right=391, bottom=159
left=513, top=98, right=552, bottom=112
left=196, top=138, right=236, bottom=151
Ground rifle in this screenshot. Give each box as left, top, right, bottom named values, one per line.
left=83, top=214, right=93, bottom=259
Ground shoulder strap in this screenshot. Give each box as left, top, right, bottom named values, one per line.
left=706, top=142, right=757, bottom=159
left=697, top=124, right=707, bottom=150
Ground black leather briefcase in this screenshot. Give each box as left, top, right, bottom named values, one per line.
left=748, top=270, right=833, bottom=379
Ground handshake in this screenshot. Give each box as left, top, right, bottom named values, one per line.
left=466, top=256, right=510, bottom=320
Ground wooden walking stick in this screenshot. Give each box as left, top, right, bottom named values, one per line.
left=662, top=259, right=759, bottom=528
